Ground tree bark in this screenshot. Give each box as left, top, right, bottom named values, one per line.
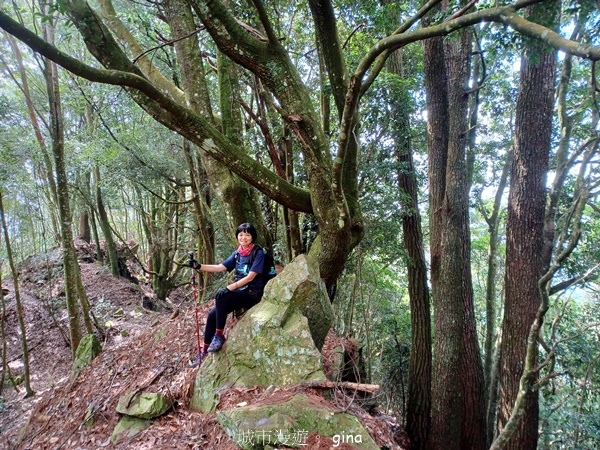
left=446, top=28, right=486, bottom=450
left=423, top=5, right=485, bottom=448
left=43, top=19, right=84, bottom=359
left=496, top=3, right=559, bottom=449
left=386, top=48, right=431, bottom=450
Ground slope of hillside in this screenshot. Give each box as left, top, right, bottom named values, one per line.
left=0, top=242, right=406, bottom=449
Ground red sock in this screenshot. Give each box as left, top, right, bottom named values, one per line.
left=203, top=343, right=209, bottom=352
left=215, top=329, right=224, bottom=337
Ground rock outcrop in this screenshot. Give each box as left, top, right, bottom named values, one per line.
left=190, top=254, right=334, bottom=413
left=217, top=393, right=379, bottom=450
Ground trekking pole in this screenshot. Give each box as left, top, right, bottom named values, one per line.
left=189, top=252, right=202, bottom=360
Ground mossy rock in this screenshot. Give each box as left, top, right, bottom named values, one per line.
left=71, top=334, right=102, bottom=380
left=111, top=416, right=150, bottom=444
left=217, top=393, right=379, bottom=450
left=190, top=254, right=332, bottom=413
left=116, top=391, right=171, bottom=419
left=190, top=309, right=325, bottom=413
left=261, top=254, right=333, bottom=351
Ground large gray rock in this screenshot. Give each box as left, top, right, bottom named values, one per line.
left=190, top=254, right=333, bottom=413
left=217, top=393, right=379, bottom=450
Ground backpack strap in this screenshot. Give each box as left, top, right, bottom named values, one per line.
left=248, top=244, right=262, bottom=269
left=236, top=244, right=262, bottom=267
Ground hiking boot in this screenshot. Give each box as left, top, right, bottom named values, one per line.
left=188, top=349, right=207, bottom=367
left=207, top=334, right=226, bottom=353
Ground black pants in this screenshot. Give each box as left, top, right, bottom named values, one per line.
left=204, top=288, right=263, bottom=345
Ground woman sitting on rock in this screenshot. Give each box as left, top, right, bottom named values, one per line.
left=188, top=222, right=266, bottom=366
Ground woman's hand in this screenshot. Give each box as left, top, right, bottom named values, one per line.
left=227, top=281, right=240, bottom=291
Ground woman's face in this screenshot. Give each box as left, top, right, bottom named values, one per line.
left=237, top=230, right=253, bottom=247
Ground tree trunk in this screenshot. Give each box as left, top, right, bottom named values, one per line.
left=94, top=167, right=119, bottom=277
left=0, top=269, right=8, bottom=395
left=0, top=193, right=34, bottom=397
left=282, top=128, right=302, bottom=260
left=164, top=0, right=271, bottom=247
left=421, top=15, right=458, bottom=447
left=496, top=4, right=559, bottom=449
left=216, top=50, right=272, bottom=245
left=182, top=138, right=214, bottom=291
left=483, top=152, right=512, bottom=446
left=423, top=5, right=485, bottom=447
left=386, top=48, right=431, bottom=450
left=447, top=29, right=487, bottom=450
left=42, top=20, right=83, bottom=359
left=90, top=208, right=103, bottom=265
left=78, top=210, right=91, bottom=242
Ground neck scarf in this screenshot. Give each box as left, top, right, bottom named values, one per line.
left=237, top=243, right=254, bottom=257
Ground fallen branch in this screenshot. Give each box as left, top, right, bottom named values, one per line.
left=294, top=380, right=380, bottom=393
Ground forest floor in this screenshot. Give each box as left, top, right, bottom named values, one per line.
left=0, top=240, right=407, bottom=449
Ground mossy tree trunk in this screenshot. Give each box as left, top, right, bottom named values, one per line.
left=164, top=0, right=270, bottom=249
left=42, top=18, right=86, bottom=359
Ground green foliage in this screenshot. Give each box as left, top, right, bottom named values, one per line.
left=539, top=296, right=600, bottom=449
left=334, top=252, right=411, bottom=418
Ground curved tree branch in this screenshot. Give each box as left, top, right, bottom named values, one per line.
left=360, top=0, right=442, bottom=95
left=97, top=0, right=186, bottom=105
left=336, top=1, right=600, bottom=206
left=0, top=8, right=312, bottom=213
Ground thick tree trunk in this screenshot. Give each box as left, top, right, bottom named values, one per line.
left=496, top=4, right=558, bottom=449
left=445, top=29, right=487, bottom=450
left=423, top=7, right=485, bottom=447
left=421, top=21, right=458, bottom=448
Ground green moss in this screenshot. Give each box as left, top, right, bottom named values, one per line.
left=111, top=416, right=150, bottom=444
left=217, top=394, right=379, bottom=450
left=71, top=334, right=102, bottom=380
left=116, top=392, right=171, bottom=419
